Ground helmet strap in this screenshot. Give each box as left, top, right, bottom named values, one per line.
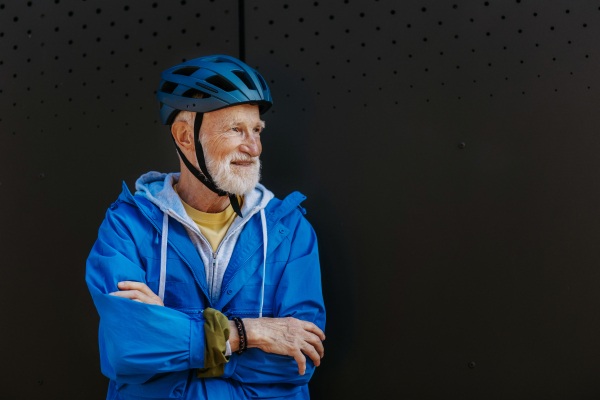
left=170, top=113, right=244, bottom=218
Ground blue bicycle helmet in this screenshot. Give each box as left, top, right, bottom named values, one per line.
left=157, top=54, right=273, bottom=217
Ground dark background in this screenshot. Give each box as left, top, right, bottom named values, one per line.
left=2, top=0, right=600, bottom=398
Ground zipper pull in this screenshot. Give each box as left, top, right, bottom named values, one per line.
left=212, top=252, right=217, bottom=267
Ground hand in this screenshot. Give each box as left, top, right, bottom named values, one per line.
left=230, top=317, right=325, bottom=375
left=109, top=281, right=164, bottom=306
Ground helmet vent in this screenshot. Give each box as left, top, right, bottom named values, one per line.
left=182, top=88, right=209, bottom=99
left=204, top=74, right=237, bottom=92
left=254, top=72, right=267, bottom=91
left=172, top=66, right=200, bottom=76
left=160, top=81, right=178, bottom=94
left=233, top=70, right=256, bottom=90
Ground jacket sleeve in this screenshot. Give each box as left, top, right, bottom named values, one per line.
left=85, top=206, right=206, bottom=385
left=223, top=213, right=326, bottom=397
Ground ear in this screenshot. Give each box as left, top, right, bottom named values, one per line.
left=171, top=121, right=194, bottom=151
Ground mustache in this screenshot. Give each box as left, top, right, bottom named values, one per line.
left=226, top=153, right=258, bottom=163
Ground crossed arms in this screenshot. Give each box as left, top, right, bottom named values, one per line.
left=110, top=281, right=325, bottom=375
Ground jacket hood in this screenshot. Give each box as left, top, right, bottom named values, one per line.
left=134, top=171, right=274, bottom=232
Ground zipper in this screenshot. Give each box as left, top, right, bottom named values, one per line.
left=200, top=206, right=260, bottom=303
left=211, top=251, right=217, bottom=302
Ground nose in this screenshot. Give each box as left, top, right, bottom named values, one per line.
left=239, top=133, right=261, bottom=158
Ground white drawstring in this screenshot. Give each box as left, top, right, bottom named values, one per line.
left=159, top=212, right=169, bottom=302
left=259, top=209, right=268, bottom=318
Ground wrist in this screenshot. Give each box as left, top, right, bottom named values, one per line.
left=243, top=318, right=261, bottom=348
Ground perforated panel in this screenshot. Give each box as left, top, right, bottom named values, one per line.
left=248, top=1, right=600, bottom=399
left=0, top=1, right=238, bottom=398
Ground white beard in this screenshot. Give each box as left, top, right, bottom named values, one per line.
left=203, top=148, right=261, bottom=196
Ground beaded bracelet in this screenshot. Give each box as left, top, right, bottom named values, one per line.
left=232, top=317, right=248, bottom=356
left=239, top=317, right=248, bottom=350
left=232, top=317, right=246, bottom=355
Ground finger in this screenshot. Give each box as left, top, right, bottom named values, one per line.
left=110, top=290, right=148, bottom=302
left=113, top=290, right=162, bottom=306
left=300, top=341, right=321, bottom=367
left=303, top=332, right=325, bottom=358
left=117, top=281, right=156, bottom=298
left=110, top=290, right=142, bottom=300
left=292, top=350, right=307, bottom=375
left=300, top=321, right=325, bottom=341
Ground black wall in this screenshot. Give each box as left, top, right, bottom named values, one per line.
left=2, top=0, right=600, bottom=398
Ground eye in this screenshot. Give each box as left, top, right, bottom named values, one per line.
left=232, top=127, right=239, bottom=132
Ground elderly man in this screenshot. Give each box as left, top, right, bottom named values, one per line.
left=85, top=54, right=326, bottom=400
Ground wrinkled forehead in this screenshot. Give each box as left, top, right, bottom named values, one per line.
left=206, top=104, right=265, bottom=130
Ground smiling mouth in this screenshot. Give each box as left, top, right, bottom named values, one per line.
left=231, top=161, right=254, bottom=167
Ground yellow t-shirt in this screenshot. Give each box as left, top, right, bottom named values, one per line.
left=174, top=183, right=244, bottom=253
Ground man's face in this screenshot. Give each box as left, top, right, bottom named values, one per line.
left=199, top=104, right=265, bottom=195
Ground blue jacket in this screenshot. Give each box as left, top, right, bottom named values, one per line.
left=85, top=179, right=326, bottom=400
